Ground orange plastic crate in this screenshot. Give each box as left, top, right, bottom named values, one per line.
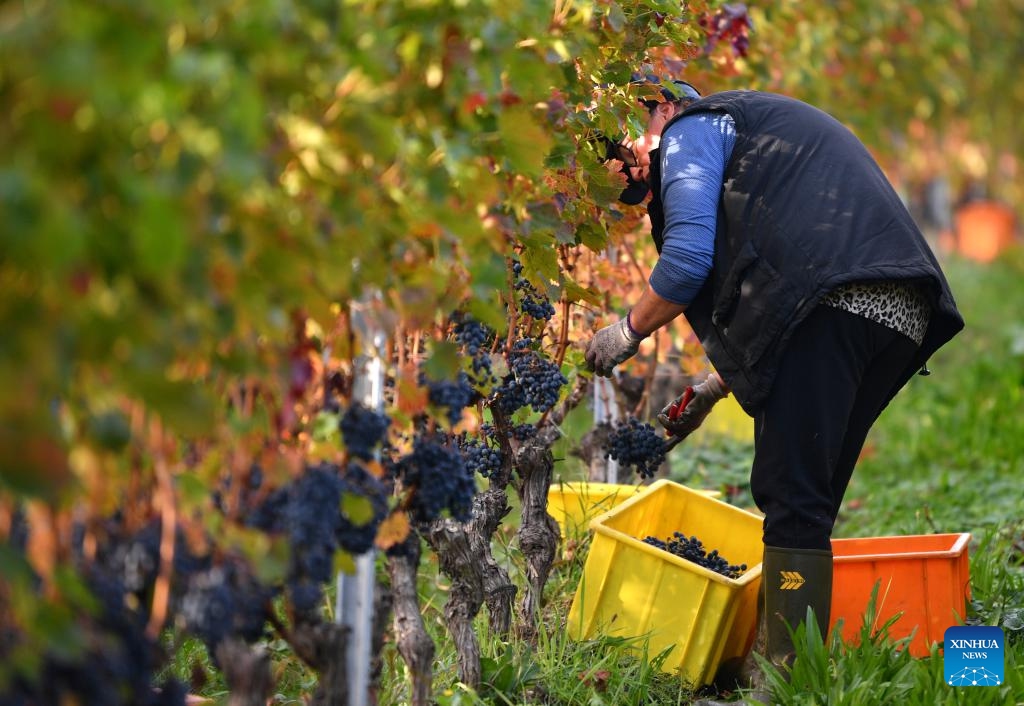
left=829, top=533, right=971, bottom=656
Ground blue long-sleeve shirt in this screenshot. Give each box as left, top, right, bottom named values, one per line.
left=648, top=112, right=737, bottom=305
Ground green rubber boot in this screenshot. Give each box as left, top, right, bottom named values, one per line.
left=694, top=545, right=833, bottom=705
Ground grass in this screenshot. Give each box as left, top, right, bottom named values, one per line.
left=392, top=520, right=1024, bottom=706
left=378, top=528, right=706, bottom=706
left=757, top=529, right=1024, bottom=706
left=840, top=250, right=1024, bottom=538
left=175, top=249, right=1024, bottom=704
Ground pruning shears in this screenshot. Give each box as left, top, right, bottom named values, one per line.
left=663, top=386, right=696, bottom=452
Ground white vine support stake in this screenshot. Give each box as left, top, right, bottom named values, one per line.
left=593, top=375, right=620, bottom=483
left=592, top=244, right=622, bottom=484
left=593, top=243, right=625, bottom=484
left=338, top=292, right=389, bottom=706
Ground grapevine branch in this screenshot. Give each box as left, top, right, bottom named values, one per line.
left=553, top=244, right=574, bottom=369
left=621, top=236, right=650, bottom=289
left=633, top=328, right=662, bottom=419
left=146, top=420, right=177, bottom=640
left=554, top=295, right=572, bottom=369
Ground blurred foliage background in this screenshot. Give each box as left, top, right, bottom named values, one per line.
left=1, top=0, right=1022, bottom=698
left=696, top=0, right=1024, bottom=232
left=2, top=0, right=1022, bottom=499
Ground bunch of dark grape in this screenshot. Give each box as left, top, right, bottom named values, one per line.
left=420, top=369, right=477, bottom=425
left=510, top=340, right=567, bottom=412
left=92, top=518, right=210, bottom=601
left=491, top=339, right=567, bottom=415
left=229, top=461, right=390, bottom=621
left=490, top=371, right=529, bottom=416
left=511, top=423, right=537, bottom=441
left=179, top=560, right=277, bottom=654
left=469, top=352, right=498, bottom=386
left=642, top=532, right=748, bottom=579
left=478, top=422, right=537, bottom=443
left=457, top=433, right=503, bottom=479
left=284, top=463, right=346, bottom=618
left=340, top=403, right=390, bottom=460
left=604, top=416, right=668, bottom=479
left=5, top=505, right=28, bottom=551
left=513, top=261, right=556, bottom=320
left=338, top=462, right=389, bottom=555
left=394, top=433, right=476, bottom=523
left=3, top=561, right=188, bottom=705
left=453, top=315, right=498, bottom=385
left=96, top=522, right=161, bottom=596
left=454, top=316, right=493, bottom=356
left=521, top=293, right=556, bottom=320
left=246, top=485, right=289, bottom=534
left=212, top=462, right=266, bottom=515
left=179, top=567, right=235, bottom=649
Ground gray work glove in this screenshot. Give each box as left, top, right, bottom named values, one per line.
left=584, top=318, right=643, bottom=377
left=657, top=373, right=728, bottom=442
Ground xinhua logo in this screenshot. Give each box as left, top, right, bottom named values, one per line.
left=944, top=626, right=1004, bottom=686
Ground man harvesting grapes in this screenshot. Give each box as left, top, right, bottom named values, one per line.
left=582, top=76, right=964, bottom=704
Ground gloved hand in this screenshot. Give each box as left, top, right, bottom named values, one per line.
left=584, top=316, right=643, bottom=377
left=657, top=373, right=728, bottom=442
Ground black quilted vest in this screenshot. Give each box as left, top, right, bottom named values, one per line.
left=646, top=90, right=964, bottom=414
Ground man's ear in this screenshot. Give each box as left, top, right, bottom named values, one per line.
left=654, top=101, right=676, bottom=120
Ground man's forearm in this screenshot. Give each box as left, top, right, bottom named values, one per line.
left=627, top=287, right=687, bottom=337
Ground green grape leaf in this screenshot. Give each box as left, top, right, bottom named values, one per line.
left=341, top=492, right=375, bottom=527
left=575, top=221, right=607, bottom=253
left=423, top=340, right=461, bottom=381
left=497, top=104, right=552, bottom=178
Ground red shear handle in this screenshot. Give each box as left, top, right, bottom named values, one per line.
left=667, top=386, right=696, bottom=421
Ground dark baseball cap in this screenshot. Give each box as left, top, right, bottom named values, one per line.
left=631, top=72, right=702, bottom=111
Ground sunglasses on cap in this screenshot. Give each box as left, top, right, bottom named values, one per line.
left=604, top=138, right=638, bottom=167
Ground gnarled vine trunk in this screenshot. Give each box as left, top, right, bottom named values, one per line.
left=417, top=378, right=589, bottom=687
left=371, top=575, right=394, bottom=706
left=278, top=588, right=391, bottom=706
left=581, top=421, right=615, bottom=482
left=513, top=379, right=590, bottom=636
left=387, top=534, right=435, bottom=706
left=513, top=442, right=560, bottom=636
left=287, top=621, right=350, bottom=706
left=216, top=638, right=275, bottom=706
left=423, top=486, right=515, bottom=688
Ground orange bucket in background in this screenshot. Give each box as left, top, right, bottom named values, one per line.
left=829, top=533, right=971, bottom=657
left=954, top=200, right=1017, bottom=262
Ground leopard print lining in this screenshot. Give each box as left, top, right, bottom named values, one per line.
left=821, top=281, right=931, bottom=345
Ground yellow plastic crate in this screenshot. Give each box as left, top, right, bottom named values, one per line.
left=567, top=479, right=764, bottom=686
left=548, top=481, right=721, bottom=542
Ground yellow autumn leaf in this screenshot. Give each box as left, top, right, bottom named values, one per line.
left=375, top=511, right=411, bottom=550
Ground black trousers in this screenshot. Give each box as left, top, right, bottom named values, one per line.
left=750, top=305, right=920, bottom=551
